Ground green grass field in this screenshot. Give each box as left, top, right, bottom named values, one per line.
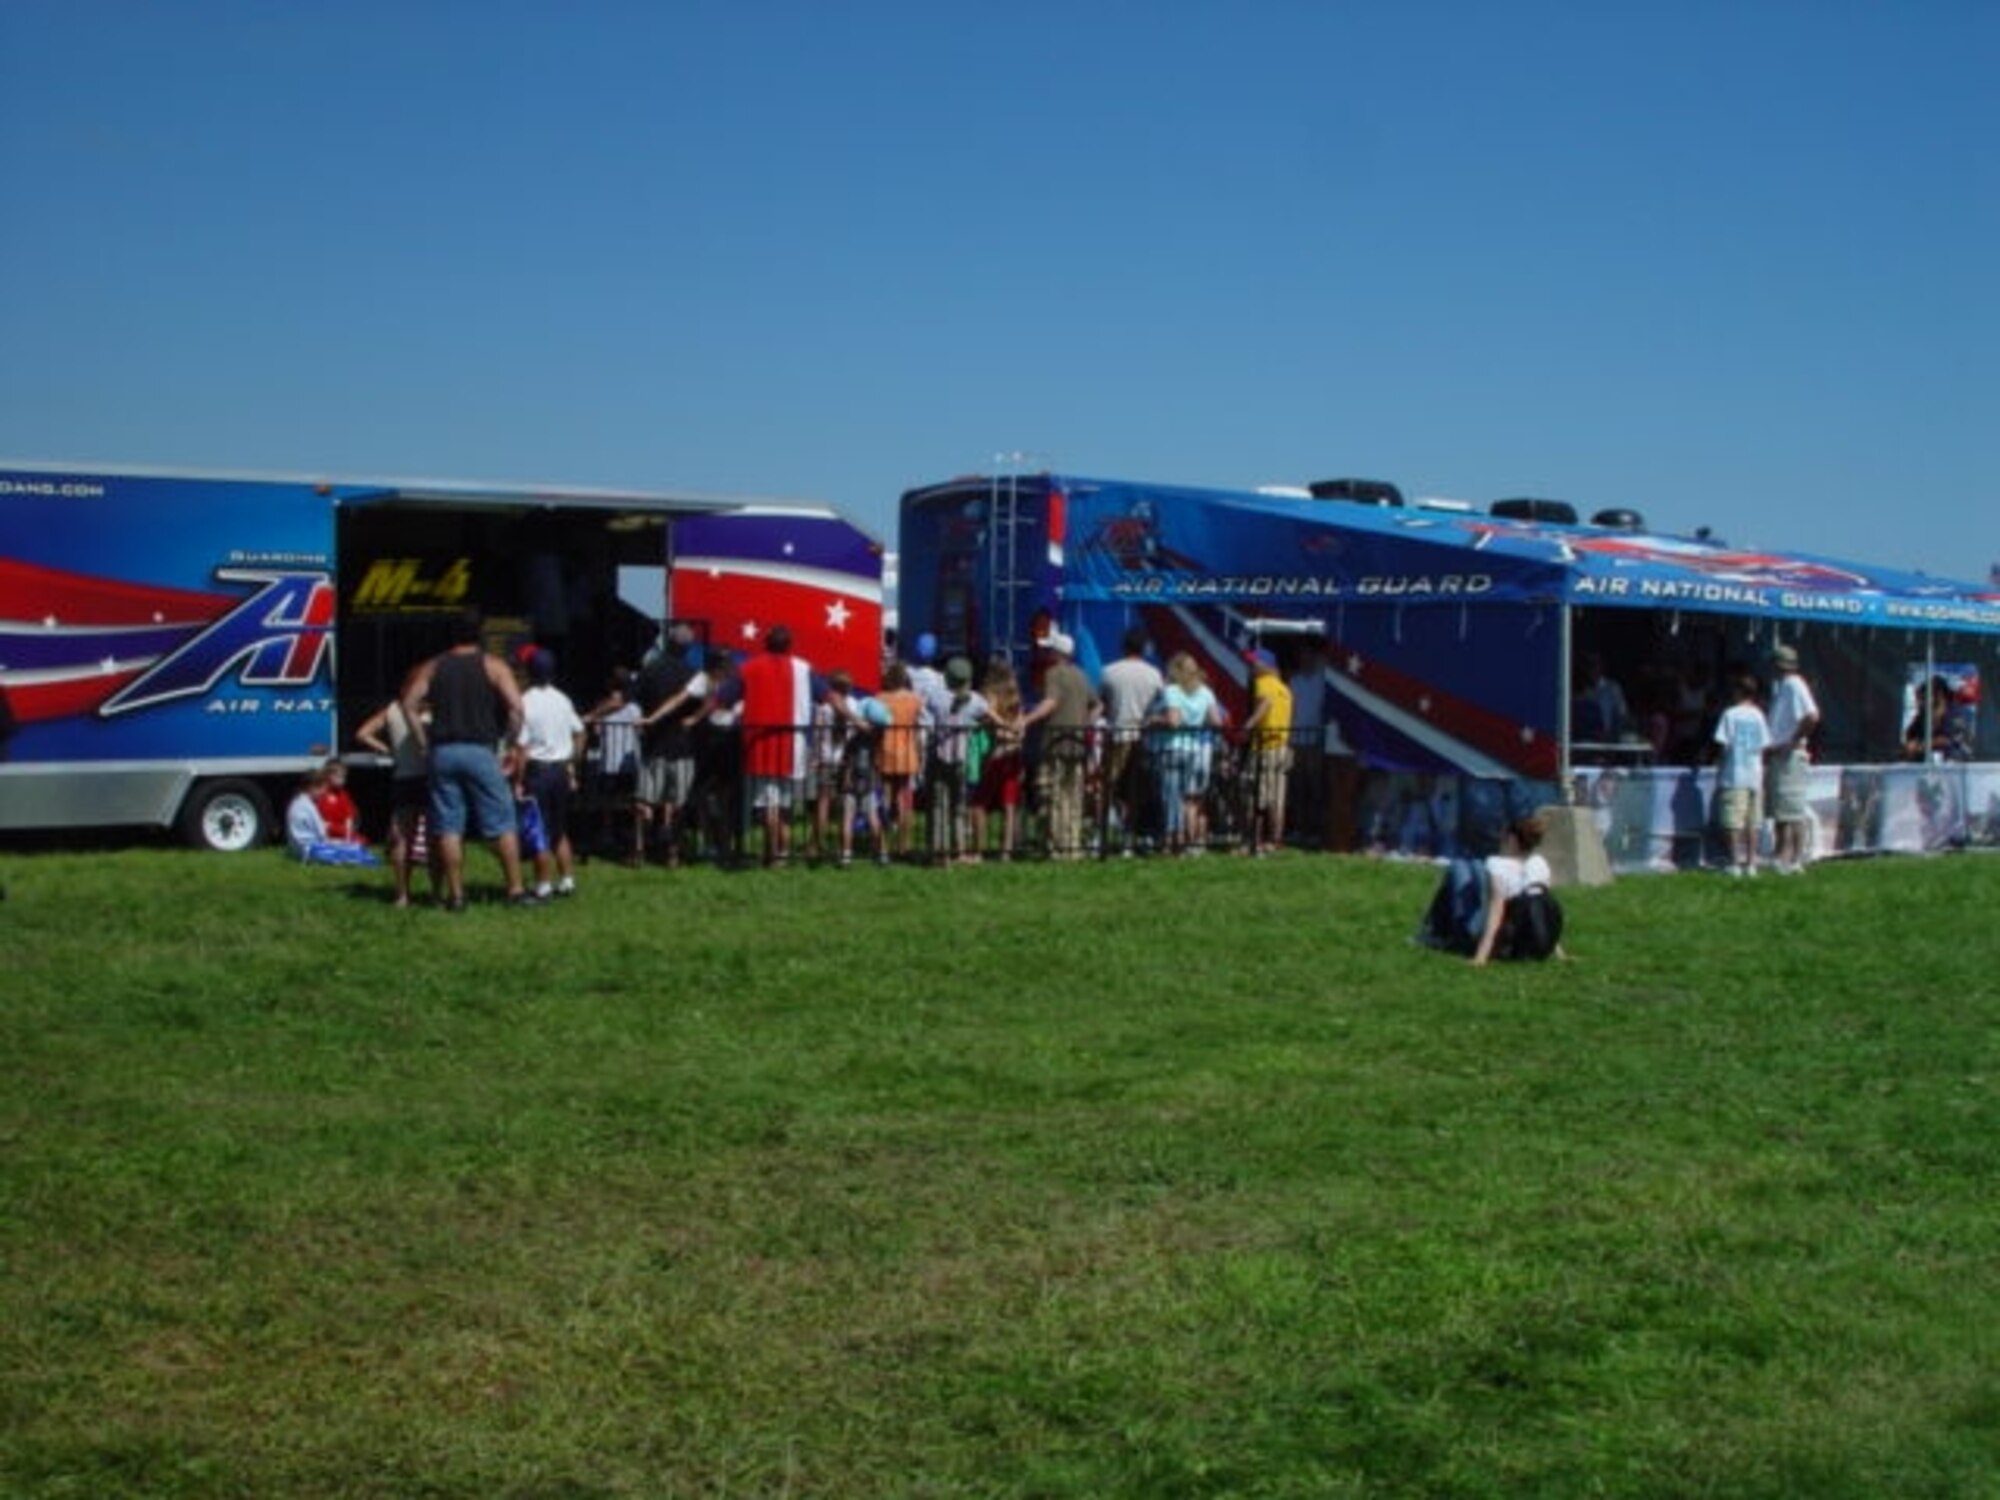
left=4, top=847, right=1998, bottom=1498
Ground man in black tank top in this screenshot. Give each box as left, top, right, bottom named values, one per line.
left=401, top=609, right=533, bottom=909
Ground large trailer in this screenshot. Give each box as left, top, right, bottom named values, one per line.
left=899, top=471, right=2000, bottom=857
left=0, top=463, right=883, bottom=849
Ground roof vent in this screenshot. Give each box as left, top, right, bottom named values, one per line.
left=1489, top=497, right=1578, bottom=525
left=1307, top=478, right=1404, bottom=507
left=1590, top=507, right=1645, bottom=531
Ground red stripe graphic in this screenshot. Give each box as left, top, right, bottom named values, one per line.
left=0, top=558, right=232, bottom=627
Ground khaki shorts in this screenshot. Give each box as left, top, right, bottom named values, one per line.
left=1715, top=785, right=1760, bottom=832
left=1252, top=744, right=1293, bottom=808
left=1766, top=748, right=1811, bottom=823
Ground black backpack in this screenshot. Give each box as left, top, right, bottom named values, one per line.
left=1497, top=885, right=1564, bottom=961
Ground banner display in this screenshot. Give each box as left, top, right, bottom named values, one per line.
left=1569, top=763, right=2000, bottom=872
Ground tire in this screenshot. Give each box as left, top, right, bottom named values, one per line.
left=179, top=779, right=274, bottom=853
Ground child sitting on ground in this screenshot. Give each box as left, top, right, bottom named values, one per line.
left=312, top=758, right=361, bottom=843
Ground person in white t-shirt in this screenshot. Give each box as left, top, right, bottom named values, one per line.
left=1097, top=628, right=1166, bottom=849
left=1712, top=672, right=1771, bottom=877
left=1764, top=643, right=1821, bottom=874
left=1470, top=816, right=1561, bottom=966
left=517, top=650, right=587, bottom=897
left=1417, top=814, right=1564, bottom=964
left=285, top=770, right=332, bottom=860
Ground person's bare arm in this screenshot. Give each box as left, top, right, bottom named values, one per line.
left=487, top=656, right=525, bottom=742
left=1469, top=871, right=1504, bottom=967
left=354, top=704, right=392, bottom=756
left=399, top=662, right=436, bottom=752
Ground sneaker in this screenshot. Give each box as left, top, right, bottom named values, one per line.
left=1727, top=865, right=1744, bottom=879
left=508, top=890, right=546, bottom=908
left=555, top=877, right=576, bottom=897
left=533, top=883, right=555, bottom=900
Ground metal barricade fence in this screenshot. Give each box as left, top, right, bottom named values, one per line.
left=612, top=721, right=1330, bottom=866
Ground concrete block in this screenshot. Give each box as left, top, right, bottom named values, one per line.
left=1535, top=804, right=1615, bottom=888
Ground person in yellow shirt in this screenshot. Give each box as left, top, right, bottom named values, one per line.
left=1242, top=650, right=1293, bottom=853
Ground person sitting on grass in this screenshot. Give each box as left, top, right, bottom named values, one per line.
left=312, top=758, right=361, bottom=844
left=1416, top=814, right=1566, bottom=965
left=286, top=767, right=378, bottom=866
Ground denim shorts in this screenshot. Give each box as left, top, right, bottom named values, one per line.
left=428, top=742, right=518, bottom=839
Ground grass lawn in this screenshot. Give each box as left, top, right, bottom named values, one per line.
left=4, top=846, right=1998, bottom=1498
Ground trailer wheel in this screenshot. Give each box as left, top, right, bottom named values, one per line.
left=180, top=779, right=273, bottom=853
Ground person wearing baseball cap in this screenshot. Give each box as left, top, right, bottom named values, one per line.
left=1241, top=648, right=1293, bottom=853
left=1021, top=627, right=1093, bottom=858
left=1765, top=642, right=1820, bottom=874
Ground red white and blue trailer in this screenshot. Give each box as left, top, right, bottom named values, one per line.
left=0, top=463, right=883, bottom=849
left=898, top=470, right=2000, bottom=864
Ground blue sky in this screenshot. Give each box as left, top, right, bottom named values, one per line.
left=2, top=1, right=1993, bottom=581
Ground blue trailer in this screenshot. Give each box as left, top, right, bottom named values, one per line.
left=0, top=463, right=882, bottom=849
left=898, top=470, right=2000, bottom=794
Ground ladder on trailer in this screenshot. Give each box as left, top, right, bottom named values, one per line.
left=985, top=461, right=1038, bottom=664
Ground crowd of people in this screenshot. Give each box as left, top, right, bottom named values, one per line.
left=352, top=611, right=1321, bottom=907
left=584, top=621, right=1302, bottom=872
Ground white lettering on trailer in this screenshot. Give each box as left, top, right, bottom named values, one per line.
left=202, top=697, right=336, bottom=716
left=1637, top=578, right=1771, bottom=607
left=1109, top=573, right=1494, bottom=600
left=1778, top=592, right=1867, bottom=616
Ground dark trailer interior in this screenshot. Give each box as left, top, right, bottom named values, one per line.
left=330, top=484, right=737, bottom=730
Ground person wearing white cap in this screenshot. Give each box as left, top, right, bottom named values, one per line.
left=1022, top=628, right=1095, bottom=858
left=1764, top=643, right=1820, bottom=873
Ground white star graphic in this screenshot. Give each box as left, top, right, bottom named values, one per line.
left=825, top=599, right=851, bottom=631
left=43, top=614, right=59, bottom=629
left=1345, top=653, right=1363, bottom=674
left=783, top=542, right=795, bottom=556
left=740, top=620, right=760, bottom=641
left=1417, top=696, right=1432, bottom=715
